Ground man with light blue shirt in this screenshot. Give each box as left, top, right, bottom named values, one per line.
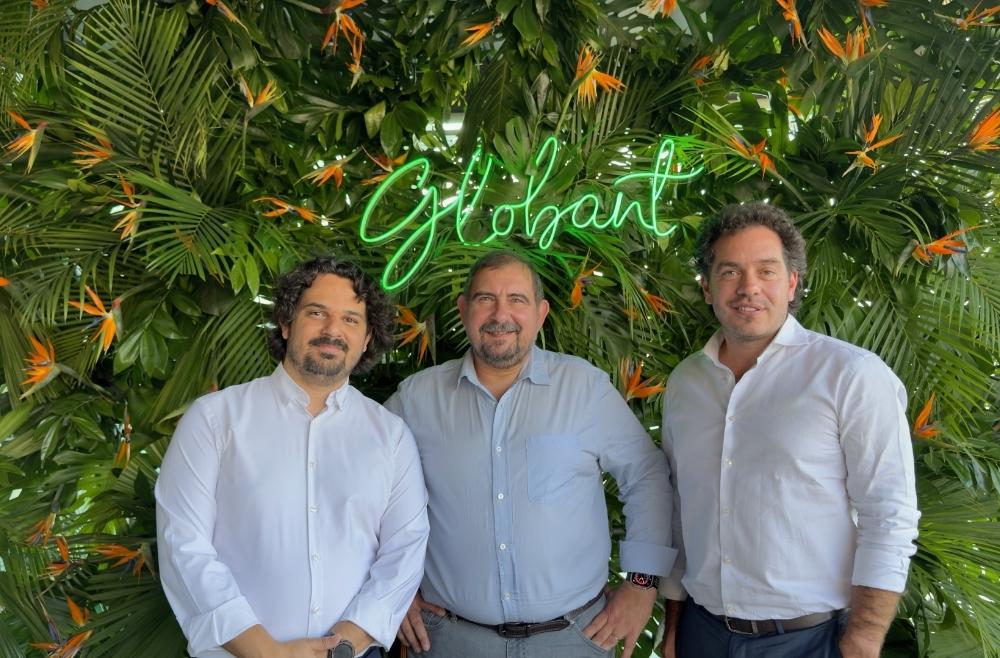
left=658, top=204, right=919, bottom=658
left=386, top=250, right=675, bottom=658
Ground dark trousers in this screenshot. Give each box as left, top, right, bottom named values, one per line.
left=676, top=600, right=847, bottom=658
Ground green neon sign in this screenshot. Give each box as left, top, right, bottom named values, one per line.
left=360, top=135, right=703, bottom=291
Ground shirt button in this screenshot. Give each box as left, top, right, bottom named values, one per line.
left=721, top=507, right=730, bottom=515
left=311, top=554, right=319, bottom=562
left=724, top=459, right=733, bottom=467
left=309, top=461, right=316, bottom=468
left=497, top=492, right=504, bottom=500
left=727, top=415, right=735, bottom=422
left=312, top=607, right=320, bottom=614
left=499, top=543, right=507, bottom=550
left=503, top=592, right=511, bottom=600
left=496, top=446, right=502, bottom=453
left=309, top=505, right=318, bottom=513
left=723, top=556, right=732, bottom=564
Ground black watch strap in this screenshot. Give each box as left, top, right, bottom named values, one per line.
left=329, top=639, right=355, bottom=658
left=627, top=571, right=660, bottom=589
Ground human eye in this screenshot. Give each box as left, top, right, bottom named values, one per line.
left=719, top=269, right=739, bottom=279
left=344, top=315, right=360, bottom=325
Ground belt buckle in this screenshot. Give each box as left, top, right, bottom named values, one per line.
left=724, top=617, right=758, bottom=635
left=497, top=623, right=531, bottom=639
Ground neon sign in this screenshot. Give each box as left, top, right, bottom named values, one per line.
left=360, top=136, right=703, bottom=291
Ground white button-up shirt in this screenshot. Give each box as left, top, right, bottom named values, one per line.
left=156, top=365, right=429, bottom=657
left=660, top=316, right=919, bottom=619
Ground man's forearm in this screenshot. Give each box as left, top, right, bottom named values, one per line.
left=223, top=624, right=279, bottom=658
left=329, top=620, right=373, bottom=653
left=841, top=585, right=901, bottom=658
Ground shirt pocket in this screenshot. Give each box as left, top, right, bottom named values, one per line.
left=526, top=433, right=584, bottom=503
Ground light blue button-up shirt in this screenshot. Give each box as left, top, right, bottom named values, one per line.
left=385, top=346, right=676, bottom=625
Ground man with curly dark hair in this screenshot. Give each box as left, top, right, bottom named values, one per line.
left=157, top=256, right=429, bottom=658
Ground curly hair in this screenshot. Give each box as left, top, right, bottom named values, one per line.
left=694, top=202, right=807, bottom=313
left=268, top=257, right=394, bottom=374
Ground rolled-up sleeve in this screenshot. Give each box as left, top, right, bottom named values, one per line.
left=839, top=355, right=920, bottom=593
left=591, top=376, right=677, bottom=577
left=155, top=400, right=259, bottom=655
left=341, top=424, right=429, bottom=648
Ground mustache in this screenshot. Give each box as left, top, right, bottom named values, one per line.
left=480, top=321, right=520, bottom=334
left=309, top=336, right=348, bottom=350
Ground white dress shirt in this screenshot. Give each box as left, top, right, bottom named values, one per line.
left=385, top=347, right=675, bottom=624
left=156, top=365, right=429, bottom=657
left=660, top=315, right=919, bottom=619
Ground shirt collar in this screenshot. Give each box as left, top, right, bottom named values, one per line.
left=701, top=314, right=808, bottom=367
left=270, top=363, right=349, bottom=411
left=456, top=345, right=551, bottom=390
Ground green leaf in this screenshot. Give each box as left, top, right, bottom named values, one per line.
left=364, top=100, right=386, bottom=138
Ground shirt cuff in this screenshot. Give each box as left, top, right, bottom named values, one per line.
left=851, top=546, right=912, bottom=593
left=341, top=595, right=397, bottom=650
left=619, top=540, right=677, bottom=577
left=182, top=596, right=259, bottom=656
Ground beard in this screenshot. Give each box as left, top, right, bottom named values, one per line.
left=290, top=336, right=351, bottom=381
left=472, top=320, right=526, bottom=369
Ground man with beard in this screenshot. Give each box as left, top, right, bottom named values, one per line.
left=157, top=257, right=429, bottom=658
left=385, top=250, right=675, bottom=658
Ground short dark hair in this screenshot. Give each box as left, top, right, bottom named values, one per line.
left=462, top=250, right=545, bottom=304
left=268, top=257, right=394, bottom=374
left=694, top=202, right=807, bottom=312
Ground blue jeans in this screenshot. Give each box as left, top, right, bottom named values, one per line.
left=677, top=600, right=847, bottom=658
left=418, top=595, right=612, bottom=658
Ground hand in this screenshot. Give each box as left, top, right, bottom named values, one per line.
left=658, top=599, right=682, bottom=658
left=838, top=630, right=883, bottom=658
left=397, top=591, right=446, bottom=654
left=274, top=636, right=340, bottom=658
left=658, top=629, right=677, bottom=658
left=583, top=584, right=657, bottom=658
left=328, top=621, right=373, bottom=655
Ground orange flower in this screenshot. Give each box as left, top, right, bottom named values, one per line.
left=114, top=405, right=132, bottom=473
left=641, top=289, right=671, bottom=317
left=937, top=2, right=1000, bottom=29
left=844, top=114, right=902, bottom=174
left=4, top=110, right=47, bottom=173
left=362, top=150, right=407, bottom=185
left=968, top=107, right=1000, bottom=151
left=397, top=304, right=430, bottom=363
left=817, top=26, right=867, bottom=64
left=0, top=276, right=9, bottom=286
left=912, top=225, right=980, bottom=263
left=66, top=596, right=90, bottom=627
left=322, top=1, right=366, bottom=72
left=860, top=0, right=887, bottom=5
left=912, top=393, right=940, bottom=438
left=95, top=543, right=152, bottom=578
left=113, top=174, right=142, bottom=240
left=72, top=135, right=113, bottom=169
left=619, top=358, right=665, bottom=401
left=68, top=285, right=120, bottom=352
left=205, top=0, right=247, bottom=31
left=461, top=15, right=502, bottom=47
left=238, top=76, right=278, bottom=119
left=45, top=536, right=77, bottom=578
left=301, top=162, right=345, bottom=188
left=574, top=45, right=626, bottom=106
left=689, top=55, right=713, bottom=85
left=31, top=0, right=48, bottom=8
left=730, top=135, right=775, bottom=177
left=22, top=335, right=57, bottom=388
left=31, top=630, right=93, bottom=658
left=570, top=260, right=601, bottom=309
left=643, top=0, right=677, bottom=16
left=26, top=511, right=56, bottom=546
left=254, top=196, right=317, bottom=222
left=775, top=0, right=806, bottom=47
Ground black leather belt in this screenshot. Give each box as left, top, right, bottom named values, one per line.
left=454, top=591, right=603, bottom=638
left=699, top=603, right=840, bottom=636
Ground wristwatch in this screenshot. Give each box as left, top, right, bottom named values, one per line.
left=329, top=639, right=355, bottom=658
left=626, top=572, right=660, bottom=589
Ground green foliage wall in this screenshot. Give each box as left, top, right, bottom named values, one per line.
left=0, top=0, right=998, bottom=656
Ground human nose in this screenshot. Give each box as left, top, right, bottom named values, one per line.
left=737, top=272, right=761, bottom=295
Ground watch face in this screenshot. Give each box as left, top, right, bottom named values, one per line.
left=331, top=641, right=354, bottom=658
